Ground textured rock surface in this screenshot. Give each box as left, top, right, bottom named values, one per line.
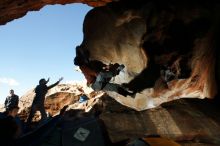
left=17, top=83, right=104, bottom=121
left=99, top=98, right=220, bottom=145
left=1, top=1, right=220, bottom=145
left=1, top=83, right=219, bottom=145
left=76, top=0, right=220, bottom=110
left=0, top=0, right=115, bottom=25
left=1, top=0, right=220, bottom=111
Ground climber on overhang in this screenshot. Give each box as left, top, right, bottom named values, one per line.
left=74, top=56, right=134, bottom=97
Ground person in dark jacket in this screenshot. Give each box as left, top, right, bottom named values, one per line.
left=0, top=105, right=23, bottom=146
left=5, top=89, right=19, bottom=111
left=27, top=77, right=63, bottom=124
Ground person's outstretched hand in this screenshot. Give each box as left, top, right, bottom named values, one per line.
left=46, top=77, right=50, bottom=83
left=59, top=77, right=64, bottom=82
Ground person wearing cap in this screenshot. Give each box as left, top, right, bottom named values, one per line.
left=27, top=77, right=63, bottom=124
left=4, top=89, right=19, bottom=112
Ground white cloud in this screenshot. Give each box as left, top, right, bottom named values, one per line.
left=0, top=77, right=20, bottom=86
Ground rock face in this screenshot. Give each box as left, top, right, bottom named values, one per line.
left=1, top=0, right=220, bottom=110
left=76, top=0, right=220, bottom=110
left=1, top=81, right=220, bottom=145
left=18, top=83, right=104, bottom=121
left=0, top=0, right=115, bottom=25
left=2, top=83, right=220, bottom=145
left=99, top=98, right=220, bottom=145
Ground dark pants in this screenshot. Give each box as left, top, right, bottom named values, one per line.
left=91, top=72, right=119, bottom=92
left=91, top=72, right=133, bottom=97
left=27, top=104, right=47, bottom=124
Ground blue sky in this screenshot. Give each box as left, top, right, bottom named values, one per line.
left=0, top=4, right=92, bottom=103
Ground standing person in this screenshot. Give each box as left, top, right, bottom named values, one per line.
left=0, top=105, right=23, bottom=144
left=3, top=90, right=23, bottom=138
left=27, top=77, right=63, bottom=124
left=5, top=89, right=19, bottom=112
